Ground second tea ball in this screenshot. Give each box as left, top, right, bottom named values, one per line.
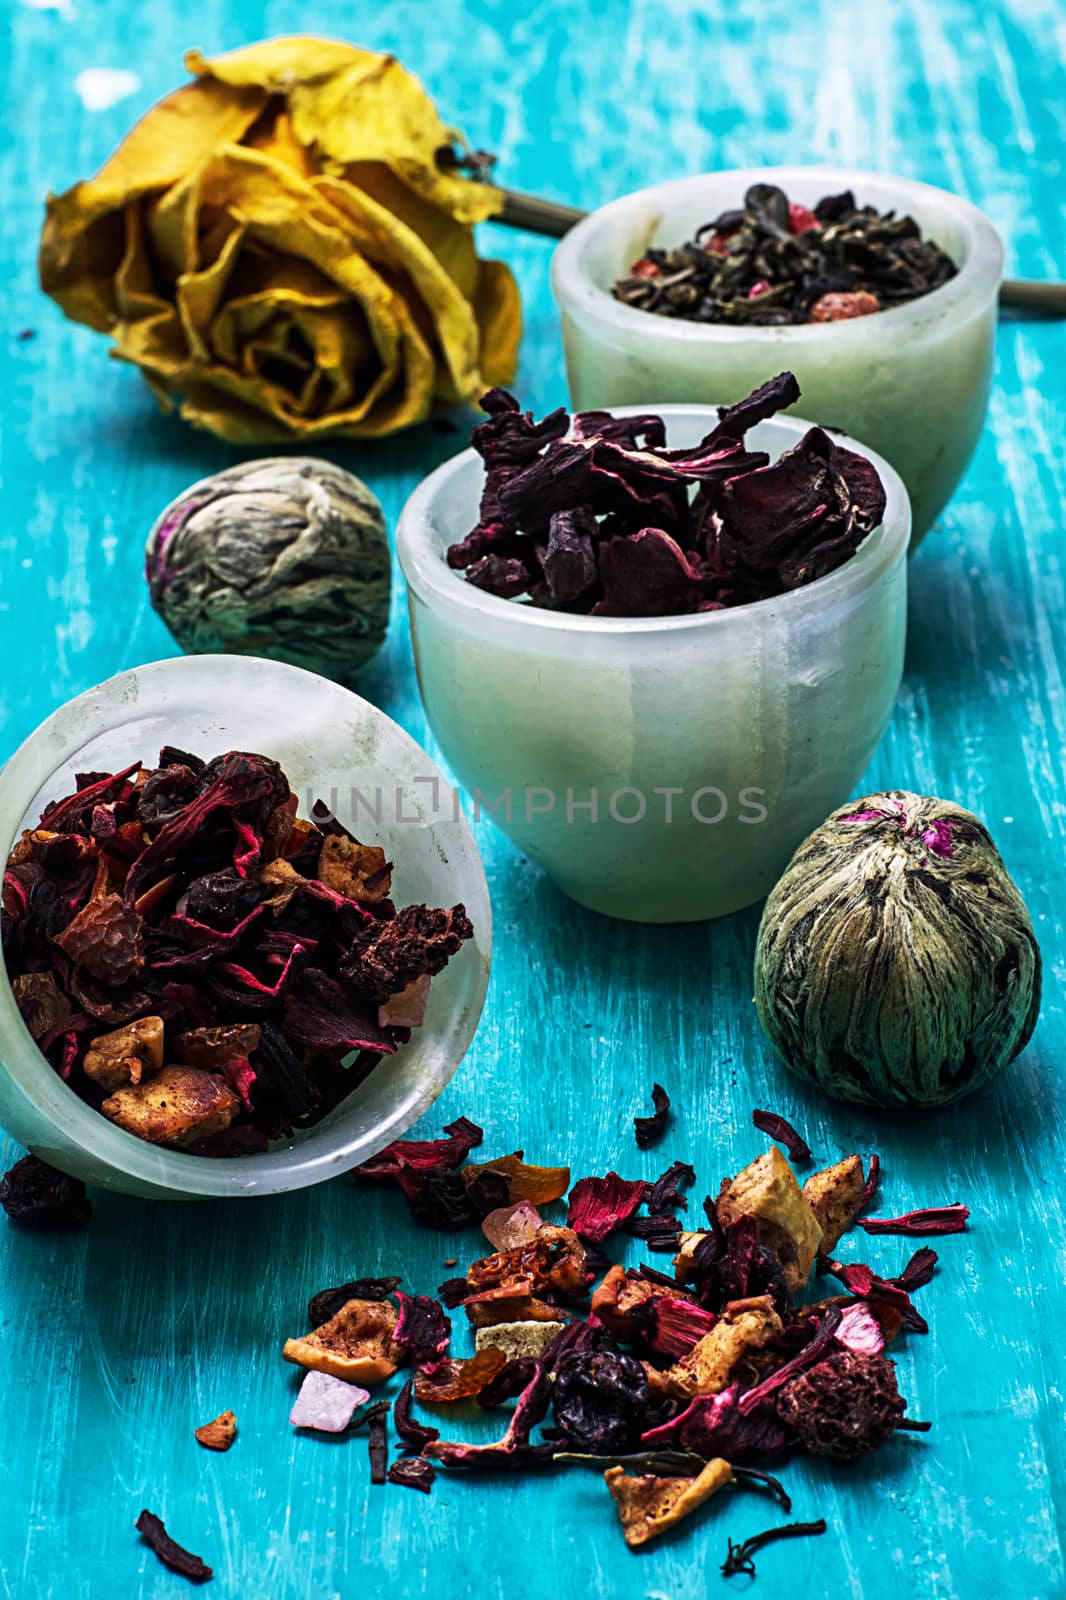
left=145, top=457, right=392, bottom=686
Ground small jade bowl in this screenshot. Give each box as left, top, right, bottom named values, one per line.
left=551, top=166, right=1003, bottom=544
left=397, top=406, right=911, bottom=924
left=0, top=657, right=492, bottom=1199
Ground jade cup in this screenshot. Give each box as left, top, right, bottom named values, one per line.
left=397, top=407, right=911, bottom=924
left=0, top=656, right=491, bottom=1199
left=551, top=167, right=1003, bottom=544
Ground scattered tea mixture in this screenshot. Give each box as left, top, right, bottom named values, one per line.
left=0, top=749, right=473, bottom=1154
left=755, top=792, right=1042, bottom=1107
left=446, top=373, right=886, bottom=616
left=271, top=1104, right=966, bottom=1560
left=612, top=183, right=957, bottom=325
left=145, top=459, right=392, bottom=687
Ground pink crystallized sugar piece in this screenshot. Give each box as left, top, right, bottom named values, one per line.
left=290, top=1370, right=370, bottom=1433
left=481, top=1200, right=544, bottom=1252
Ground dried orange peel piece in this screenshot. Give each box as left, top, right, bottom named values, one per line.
left=282, top=1297, right=400, bottom=1384
left=461, top=1152, right=570, bottom=1205
left=413, top=1347, right=506, bottom=1403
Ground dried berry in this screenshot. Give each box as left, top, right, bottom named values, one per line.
left=774, top=1348, right=907, bottom=1460
left=388, top=1456, right=436, bottom=1493
left=308, top=1277, right=401, bottom=1326
left=392, top=1291, right=451, bottom=1373
left=0, top=1155, right=91, bottom=1228
left=554, top=1351, right=655, bottom=1454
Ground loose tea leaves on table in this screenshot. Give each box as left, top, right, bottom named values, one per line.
left=0, top=749, right=473, bottom=1154
left=447, top=373, right=887, bottom=616
left=282, top=1115, right=966, bottom=1547
left=613, top=183, right=956, bottom=325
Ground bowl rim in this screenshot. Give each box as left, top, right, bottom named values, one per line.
left=0, top=655, right=492, bottom=1198
left=550, top=164, right=1005, bottom=345
left=397, top=404, right=912, bottom=637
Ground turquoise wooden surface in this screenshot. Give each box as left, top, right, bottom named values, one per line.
left=2, top=2, right=1065, bottom=1596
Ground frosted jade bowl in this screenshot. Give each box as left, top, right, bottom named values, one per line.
left=0, top=657, right=491, bottom=1199
left=551, top=167, right=1003, bottom=543
left=396, top=407, right=911, bottom=924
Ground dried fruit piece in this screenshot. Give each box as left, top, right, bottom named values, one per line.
left=716, top=1148, right=823, bottom=1291
left=604, top=1458, right=732, bottom=1548
left=466, top=1224, right=588, bottom=1299
left=808, top=290, right=880, bottom=321
left=173, top=1024, right=260, bottom=1069
left=55, top=893, right=145, bottom=984
left=0, top=1154, right=91, bottom=1228
left=414, top=1347, right=507, bottom=1403
left=802, top=1155, right=865, bottom=1253
left=378, top=975, right=430, bottom=1029
left=83, top=1016, right=165, bottom=1092
left=11, top=972, right=71, bottom=1041
left=308, top=1277, right=401, bottom=1327
left=641, top=1382, right=794, bottom=1462
left=194, top=1411, right=237, bottom=1451
left=670, top=1296, right=784, bottom=1397
left=774, top=1348, right=907, bottom=1460
left=317, top=833, right=392, bottom=903
left=135, top=1509, right=213, bottom=1582
left=462, top=1283, right=562, bottom=1326
left=461, top=1151, right=570, bottom=1205
left=101, top=1066, right=240, bottom=1148
left=342, top=903, right=473, bottom=1003
left=392, top=1292, right=451, bottom=1372
left=394, top=1377, right=439, bottom=1449
left=283, top=1297, right=400, bottom=1383
left=289, top=1371, right=369, bottom=1432
left=555, top=1351, right=655, bottom=1453
left=388, top=1457, right=436, bottom=1493
left=424, top=1360, right=555, bottom=1470
left=473, top=1320, right=567, bottom=1362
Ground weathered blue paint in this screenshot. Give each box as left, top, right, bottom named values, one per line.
left=2, top=2, right=1064, bottom=1596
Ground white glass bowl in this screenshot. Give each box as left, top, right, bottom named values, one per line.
left=551, top=167, right=1003, bottom=543
left=397, top=406, right=910, bottom=924
left=0, top=656, right=491, bottom=1198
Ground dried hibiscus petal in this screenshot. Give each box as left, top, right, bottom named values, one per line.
left=424, top=1359, right=555, bottom=1470
left=135, top=1509, right=212, bottom=1583
left=393, top=1377, right=439, bottom=1449
left=392, top=1291, right=451, bottom=1373
left=857, top=1204, right=969, bottom=1236
left=642, top=1383, right=794, bottom=1463
left=634, top=1083, right=671, bottom=1149
left=751, top=1108, right=811, bottom=1163
left=567, top=1172, right=648, bottom=1244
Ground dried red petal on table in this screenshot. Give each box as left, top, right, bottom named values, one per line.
left=642, top=1383, right=794, bottom=1462
left=394, top=1378, right=440, bottom=1450
left=135, top=1510, right=212, bottom=1583
left=751, top=1108, right=811, bottom=1163
left=567, top=1172, right=648, bottom=1244
left=634, top=1083, right=671, bottom=1149
left=858, top=1205, right=969, bottom=1236
left=393, top=1292, right=451, bottom=1373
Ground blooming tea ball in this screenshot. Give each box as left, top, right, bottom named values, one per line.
left=145, top=458, right=391, bottom=685
left=754, top=792, right=1041, bottom=1108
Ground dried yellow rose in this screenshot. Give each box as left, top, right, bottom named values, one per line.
left=39, top=38, right=521, bottom=441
